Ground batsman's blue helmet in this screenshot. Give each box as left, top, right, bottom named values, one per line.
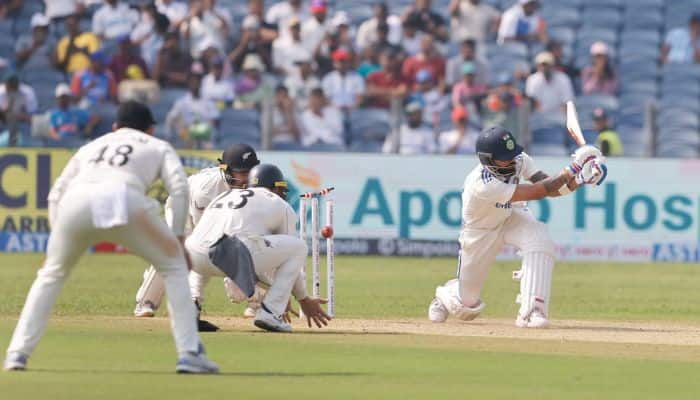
left=476, top=126, right=523, bottom=180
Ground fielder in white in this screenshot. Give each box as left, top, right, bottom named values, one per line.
left=186, top=164, right=331, bottom=332
left=133, top=143, right=264, bottom=331
left=3, top=102, right=218, bottom=374
left=429, top=126, right=607, bottom=328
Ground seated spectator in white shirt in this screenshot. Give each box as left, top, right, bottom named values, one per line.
left=497, top=0, right=546, bottom=45
left=302, top=0, right=332, bottom=56
left=155, top=0, right=188, bottom=29
left=662, top=13, right=700, bottom=64
left=272, top=16, right=308, bottom=76
left=201, top=56, right=235, bottom=107
left=284, top=53, right=321, bottom=110
left=401, top=15, right=424, bottom=56
left=449, top=0, right=500, bottom=45
left=321, top=49, right=365, bottom=111
left=272, top=85, right=301, bottom=144
left=356, top=2, right=402, bottom=52
left=0, top=72, right=38, bottom=146
left=92, top=0, right=139, bottom=41
left=382, top=101, right=436, bottom=154
left=165, top=73, right=220, bottom=148
left=300, top=87, right=344, bottom=147
left=265, top=0, right=309, bottom=38
left=445, top=39, right=490, bottom=87
left=181, top=0, right=231, bottom=59
left=15, top=14, right=54, bottom=70
left=131, top=8, right=170, bottom=71
left=439, top=106, right=475, bottom=154
left=525, top=51, right=574, bottom=116
left=409, top=69, right=448, bottom=129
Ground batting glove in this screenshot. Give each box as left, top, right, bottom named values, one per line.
left=575, top=157, right=608, bottom=186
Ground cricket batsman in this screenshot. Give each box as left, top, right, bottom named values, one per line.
left=4, top=101, right=218, bottom=373
left=133, top=143, right=266, bottom=331
left=428, top=126, right=607, bottom=328
left=185, top=164, right=331, bottom=333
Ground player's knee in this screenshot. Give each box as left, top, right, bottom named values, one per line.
left=293, top=239, right=308, bottom=259
left=522, top=223, right=556, bottom=256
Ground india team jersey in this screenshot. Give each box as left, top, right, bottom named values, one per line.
left=461, top=152, right=538, bottom=230
left=48, top=128, right=189, bottom=234
left=186, top=167, right=230, bottom=227
left=186, top=187, right=297, bottom=254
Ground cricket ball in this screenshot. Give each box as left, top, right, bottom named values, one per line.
left=321, top=225, right=334, bottom=238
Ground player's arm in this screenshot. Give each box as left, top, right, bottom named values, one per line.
left=510, top=168, right=573, bottom=202
left=158, top=145, right=189, bottom=237
left=528, top=171, right=579, bottom=198
left=47, top=149, right=83, bottom=226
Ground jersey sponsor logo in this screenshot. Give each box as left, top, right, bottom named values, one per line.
left=495, top=202, right=512, bottom=209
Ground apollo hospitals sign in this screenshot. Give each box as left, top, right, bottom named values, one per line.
left=1, top=148, right=699, bottom=262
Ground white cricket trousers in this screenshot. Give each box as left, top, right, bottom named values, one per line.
left=6, top=184, right=201, bottom=358
left=188, top=235, right=307, bottom=316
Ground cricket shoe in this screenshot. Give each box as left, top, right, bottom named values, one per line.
left=428, top=297, right=448, bottom=323
left=134, top=302, right=155, bottom=317
left=176, top=343, right=219, bottom=374
left=253, top=304, right=292, bottom=333
left=3, top=352, right=28, bottom=371
left=516, top=309, right=549, bottom=329
left=193, top=298, right=220, bottom=332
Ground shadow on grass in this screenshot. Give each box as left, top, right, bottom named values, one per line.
left=29, top=369, right=369, bottom=377
left=229, top=329, right=408, bottom=336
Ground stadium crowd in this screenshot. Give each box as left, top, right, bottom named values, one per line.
left=0, top=0, right=695, bottom=156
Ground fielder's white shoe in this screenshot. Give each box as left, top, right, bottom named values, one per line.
left=176, top=344, right=219, bottom=374
left=3, top=353, right=28, bottom=371
left=516, top=309, right=550, bottom=329
left=243, top=306, right=257, bottom=319
left=134, top=302, right=155, bottom=318
left=428, top=297, right=448, bottom=323
left=254, top=304, right=292, bottom=333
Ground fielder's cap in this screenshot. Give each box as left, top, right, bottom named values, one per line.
left=415, top=68, right=433, bottom=83
left=219, top=143, right=261, bottom=172
left=332, top=48, right=351, bottom=61
left=55, top=83, right=71, bottom=97
left=30, top=13, right=50, bottom=28
left=310, top=0, right=327, bottom=13
left=535, top=51, right=554, bottom=65
left=461, top=61, right=476, bottom=75
left=405, top=101, right=422, bottom=113
left=242, top=54, right=265, bottom=71
left=243, top=15, right=260, bottom=30
left=452, top=106, right=467, bottom=123
left=117, top=100, right=156, bottom=130
left=592, top=107, right=608, bottom=119
left=590, top=41, right=609, bottom=56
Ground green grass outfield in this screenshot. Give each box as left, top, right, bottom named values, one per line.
left=1, top=254, right=700, bottom=399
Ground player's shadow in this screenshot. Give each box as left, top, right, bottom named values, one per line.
left=30, top=369, right=369, bottom=377
left=231, top=329, right=408, bottom=336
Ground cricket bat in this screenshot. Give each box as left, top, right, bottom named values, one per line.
left=565, top=101, right=586, bottom=146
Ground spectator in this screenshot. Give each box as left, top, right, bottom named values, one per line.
left=445, top=39, right=490, bottom=87
left=109, top=36, right=150, bottom=84
left=400, top=15, right=424, bottom=56
left=410, top=69, right=448, bottom=128
left=482, top=73, right=522, bottom=135
left=662, top=14, right=700, bottom=64
left=234, top=54, right=274, bottom=108
left=272, top=17, right=308, bottom=76
left=547, top=39, right=578, bottom=82
left=372, top=21, right=403, bottom=55
left=92, top=0, right=139, bottom=41
left=44, top=0, right=85, bottom=22
left=1, top=0, right=23, bottom=18
left=301, top=0, right=332, bottom=57
left=201, top=56, right=235, bottom=107
left=70, top=50, right=118, bottom=107
left=229, top=1, right=279, bottom=72
left=131, top=4, right=170, bottom=71
left=321, top=49, right=365, bottom=111
left=329, top=12, right=355, bottom=55
left=357, top=45, right=381, bottom=79
left=525, top=51, right=574, bottom=116
left=592, top=107, right=622, bottom=156
left=366, top=49, right=409, bottom=109
left=382, top=101, right=436, bottom=154
left=155, top=0, right=188, bottom=29
left=402, top=33, right=446, bottom=89
left=449, top=0, right=500, bottom=45
left=356, top=2, right=402, bottom=52
left=153, top=32, right=192, bottom=87
left=165, top=73, right=220, bottom=147
left=15, top=14, right=53, bottom=70
left=284, top=53, right=320, bottom=110
left=402, top=0, right=448, bottom=42
left=265, top=0, right=308, bottom=38
left=181, top=0, right=231, bottom=59
left=451, top=62, right=487, bottom=110
left=54, top=14, right=101, bottom=74
left=299, top=87, right=344, bottom=147
left=48, top=83, right=100, bottom=145
left=498, top=0, right=546, bottom=45
left=272, top=85, right=301, bottom=144
left=0, top=72, right=38, bottom=146
left=581, top=41, right=618, bottom=95
left=439, top=106, right=475, bottom=154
